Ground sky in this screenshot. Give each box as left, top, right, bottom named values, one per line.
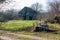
left=0, top=0, right=47, bottom=11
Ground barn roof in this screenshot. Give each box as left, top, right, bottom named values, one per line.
left=19, top=7, right=37, bottom=16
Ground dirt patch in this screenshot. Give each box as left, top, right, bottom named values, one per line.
left=0, top=30, right=54, bottom=40
left=0, top=36, right=19, bottom=40
left=18, top=27, right=34, bottom=32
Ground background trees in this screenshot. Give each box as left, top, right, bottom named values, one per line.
left=0, top=9, right=19, bottom=22
left=31, top=3, right=43, bottom=20
left=0, top=0, right=60, bottom=21
left=0, top=0, right=5, bottom=3
left=47, top=0, right=60, bottom=19
left=31, top=3, right=43, bottom=12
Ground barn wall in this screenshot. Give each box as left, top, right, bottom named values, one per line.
left=19, top=16, right=24, bottom=20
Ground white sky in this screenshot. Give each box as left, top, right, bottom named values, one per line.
left=0, top=0, right=47, bottom=10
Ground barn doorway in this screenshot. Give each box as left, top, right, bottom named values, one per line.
left=23, top=16, right=26, bottom=20
left=29, top=16, right=33, bottom=20
left=23, top=16, right=33, bottom=20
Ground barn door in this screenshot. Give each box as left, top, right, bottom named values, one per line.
left=23, top=16, right=26, bottom=20
left=29, top=16, right=32, bottom=20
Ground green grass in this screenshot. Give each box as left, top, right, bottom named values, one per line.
left=15, top=23, right=60, bottom=39
left=0, top=20, right=37, bottom=31
left=0, top=20, right=60, bottom=40
left=48, top=23, right=60, bottom=30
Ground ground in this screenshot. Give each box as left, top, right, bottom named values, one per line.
left=0, top=20, right=60, bottom=40
left=0, top=30, right=54, bottom=40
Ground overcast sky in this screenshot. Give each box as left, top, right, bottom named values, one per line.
left=0, top=0, right=48, bottom=10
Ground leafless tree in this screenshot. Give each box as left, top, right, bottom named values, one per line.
left=48, top=0, right=60, bottom=18
left=31, top=3, right=43, bottom=12
left=0, top=0, right=5, bottom=3
left=31, top=3, right=43, bottom=20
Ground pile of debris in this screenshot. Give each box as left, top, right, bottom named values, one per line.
left=34, top=22, right=58, bottom=33
left=46, top=16, right=60, bottom=24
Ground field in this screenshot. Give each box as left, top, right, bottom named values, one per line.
left=0, top=20, right=37, bottom=31
left=0, top=20, right=60, bottom=40
left=0, top=20, right=60, bottom=31
left=48, top=23, right=60, bottom=30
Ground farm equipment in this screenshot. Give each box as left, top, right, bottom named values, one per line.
left=34, top=23, right=57, bottom=32
left=35, top=23, right=49, bottom=32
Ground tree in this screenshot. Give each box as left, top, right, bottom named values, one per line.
left=0, top=9, right=19, bottom=22
left=4, top=9, right=19, bottom=20
left=0, top=0, right=5, bottom=3
left=0, top=0, right=14, bottom=10
left=48, top=0, right=60, bottom=18
left=31, top=3, right=43, bottom=20
left=31, top=3, right=42, bottom=12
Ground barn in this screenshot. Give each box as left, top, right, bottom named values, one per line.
left=19, top=7, right=37, bottom=20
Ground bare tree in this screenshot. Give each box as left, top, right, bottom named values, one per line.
left=31, top=3, right=42, bottom=12
left=48, top=0, right=60, bottom=18
left=31, top=3, right=43, bottom=20
left=0, top=0, right=5, bottom=3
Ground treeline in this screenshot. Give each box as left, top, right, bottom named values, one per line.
left=31, top=0, right=60, bottom=20
left=0, top=0, right=60, bottom=22
left=0, top=9, right=20, bottom=22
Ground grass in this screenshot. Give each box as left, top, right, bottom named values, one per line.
left=15, top=36, right=36, bottom=40
left=0, top=31, right=36, bottom=40
left=48, top=23, right=60, bottom=30
left=15, top=23, right=60, bottom=40
left=0, top=20, right=60, bottom=40
left=0, top=20, right=37, bottom=31
left=16, top=31, right=60, bottom=40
